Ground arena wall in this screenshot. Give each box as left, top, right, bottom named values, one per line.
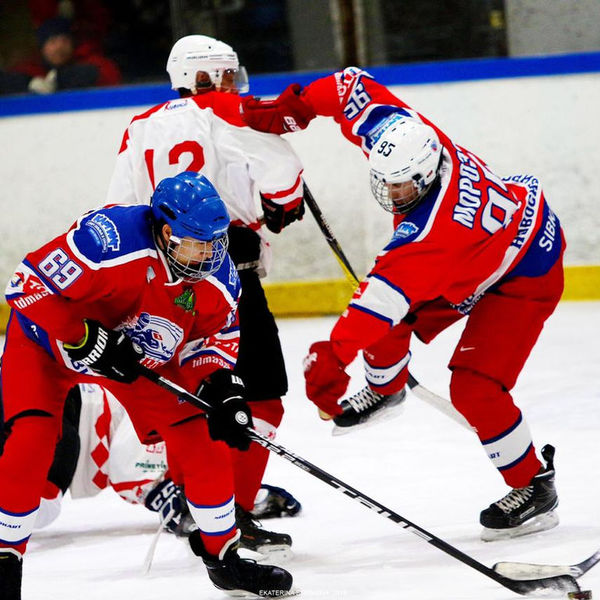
left=0, top=55, right=598, bottom=329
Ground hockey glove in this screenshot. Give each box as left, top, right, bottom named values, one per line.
left=144, top=479, right=185, bottom=533
left=198, top=369, right=253, bottom=451
left=303, top=341, right=349, bottom=416
left=261, top=195, right=305, bottom=234
left=63, top=319, right=144, bottom=383
left=240, top=83, right=316, bottom=134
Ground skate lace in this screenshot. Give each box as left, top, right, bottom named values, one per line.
left=496, top=485, right=534, bottom=513
left=346, top=387, right=382, bottom=413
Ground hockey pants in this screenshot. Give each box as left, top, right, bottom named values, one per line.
left=231, top=265, right=287, bottom=512
left=360, top=256, right=564, bottom=488
left=0, top=320, right=239, bottom=557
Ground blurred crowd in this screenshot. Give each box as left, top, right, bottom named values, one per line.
left=0, top=0, right=292, bottom=97
left=0, top=0, right=507, bottom=98
left=1, top=0, right=123, bottom=95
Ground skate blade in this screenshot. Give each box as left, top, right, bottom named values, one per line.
left=241, top=544, right=294, bottom=563
left=331, top=402, right=406, bottom=436
left=256, top=544, right=294, bottom=563
left=481, top=510, right=559, bottom=542
left=221, top=585, right=300, bottom=598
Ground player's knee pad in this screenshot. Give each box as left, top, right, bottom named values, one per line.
left=0, top=410, right=59, bottom=489
left=450, top=368, right=521, bottom=436
left=2, top=409, right=54, bottom=451
left=450, top=368, right=504, bottom=410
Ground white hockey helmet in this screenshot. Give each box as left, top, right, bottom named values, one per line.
left=166, top=35, right=249, bottom=94
left=369, top=117, right=442, bottom=214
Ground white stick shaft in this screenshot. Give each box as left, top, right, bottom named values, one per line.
left=407, top=376, right=474, bottom=431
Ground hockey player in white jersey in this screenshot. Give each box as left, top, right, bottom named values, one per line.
left=105, top=34, right=305, bottom=558
left=36, top=385, right=301, bottom=533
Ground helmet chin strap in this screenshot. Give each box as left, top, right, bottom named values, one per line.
left=153, top=229, right=181, bottom=281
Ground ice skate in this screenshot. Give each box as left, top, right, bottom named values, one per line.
left=251, top=484, right=302, bottom=519
left=332, top=386, right=406, bottom=435
left=480, top=445, right=559, bottom=541
left=189, top=531, right=297, bottom=598
left=236, top=504, right=293, bottom=562
left=0, top=551, right=22, bottom=600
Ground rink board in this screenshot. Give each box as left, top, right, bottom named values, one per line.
left=0, top=264, right=598, bottom=332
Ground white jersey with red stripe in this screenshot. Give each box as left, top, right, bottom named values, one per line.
left=35, top=384, right=168, bottom=529
left=106, top=91, right=304, bottom=275
left=70, top=384, right=167, bottom=504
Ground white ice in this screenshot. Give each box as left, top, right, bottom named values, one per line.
left=12, top=302, right=600, bottom=599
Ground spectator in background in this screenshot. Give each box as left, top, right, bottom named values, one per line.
left=0, top=16, right=121, bottom=95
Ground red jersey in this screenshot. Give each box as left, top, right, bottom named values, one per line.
left=301, top=68, right=564, bottom=365
left=5, top=204, right=241, bottom=392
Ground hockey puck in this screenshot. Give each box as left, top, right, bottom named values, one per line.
left=568, top=590, right=593, bottom=600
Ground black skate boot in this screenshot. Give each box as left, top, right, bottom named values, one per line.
left=236, top=504, right=293, bottom=561
left=251, top=484, right=302, bottom=519
left=0, top=551, right=22, bottom=600
left=189, top=531, right=296, bottom=598
left=332, top=386, right=406, bottom=435
left=480, top=444, right=559, bottom=541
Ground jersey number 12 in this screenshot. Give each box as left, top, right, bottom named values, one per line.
left=144, top=141, right=205, bottom=190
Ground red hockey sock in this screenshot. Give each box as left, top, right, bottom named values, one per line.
left=0, top=414, right=60, bottom=554
left=450, top=368, right=541, bottom=488
left=232, top=399, right=283, bottom=511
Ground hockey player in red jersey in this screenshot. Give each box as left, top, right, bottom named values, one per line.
left=105, top=34, right=305, bottom=557
left=0, top=173, right=294, bottom=599
left=242, top=69, right=565, bottom=541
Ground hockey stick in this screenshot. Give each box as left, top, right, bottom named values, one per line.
left=407, top=373, right=473, bottom=431
left=142, top=510, right=174, bottom=574
left=301, top=185, right=470, bottom=429
left=137, top=365, right=580, bottom=597
left=493, top=548, right=600, bottom=580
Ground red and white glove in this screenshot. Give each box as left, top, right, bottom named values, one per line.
left=303, top=341, right=350, bottom=416
left=240, top=83, right=316, bottom=134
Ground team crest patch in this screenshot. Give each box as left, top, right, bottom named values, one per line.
left=393, top=221, right=419, bottom=240
left=174, top=288, right=196, bottom=313
left=86, top=213, right=120, bottom=251
left=124, top=312, right=184, bottom=364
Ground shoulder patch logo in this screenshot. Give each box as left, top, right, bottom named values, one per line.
left=86, top=214, right=120, bottom=251
left=174, top=288, right=196, bottom=313
left=165, top=99, right=188, bottom=111
left=393, top=221, right=419, bottom=240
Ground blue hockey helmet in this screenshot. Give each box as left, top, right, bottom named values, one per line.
left=151, top=172, right=230, bottom=281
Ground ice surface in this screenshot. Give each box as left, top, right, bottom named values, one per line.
left=9, top=302, right=600, bottom=599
